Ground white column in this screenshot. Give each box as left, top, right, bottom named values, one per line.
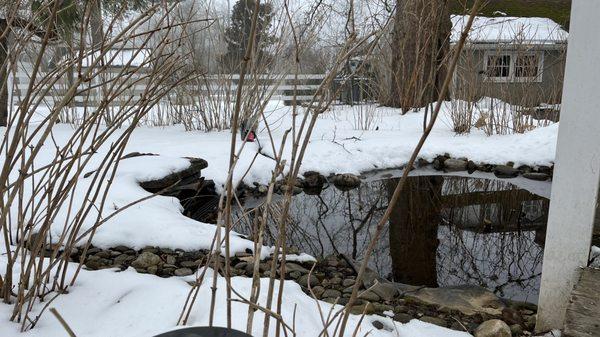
left=536, top=0, right=600, bottom=332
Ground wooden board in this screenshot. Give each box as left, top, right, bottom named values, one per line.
left=564, top=268, right=600, bottom=337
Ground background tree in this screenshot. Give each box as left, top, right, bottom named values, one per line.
left=386, top=0, right=451, bottom=112
left=221, top=0, right=275, bottom=71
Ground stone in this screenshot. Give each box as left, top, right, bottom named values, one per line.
left=371, top=283, right=399, bottom=301
left=524, top=314, right=536, bottom=330
left=394, top=313, right=413, bottom=324
left=302, top=171, right=326, bottom=189
left=349, top=303, right=375, bottom=315
left=467, top=160, right=478, bottom=173
left=342, top=279, right=355, bottom=287
left=95, top=250, right=112, bottom=259
left=510, top=324, right=523, bottom=336
left=405, top=286, right=506, bottom=316
left=420, top=316, right=447, bottom=327
left=493, top=165, right=520, bottom=178
left=180, top=260, right=201, bottom=268
left=113, top=254, right=134, bottom=266
left=85, top=259, right=104, bottom=270
left=522, top=172, right=550, bottom=181
left=329, top=277, right=342, bottom=285
left=147, top=265, right=158, bottom=275
left=174, top=268, right=193, bottom=276
left=298, top=274, right=319, bottom=288
left=371, top=320, right=384, bottom=330
left=285, top=262, right=309, bottom=274
left=444, top=159, right=468, bottom=172
left=165, top=255, right=177, bottom=265
left=112, top=245, right=130, bottom=253
left=131, top=252, right=162, bottom=269
left=322, top=289, right=342, bottom=299
left=289, top=271, right=302, bottom=279
left=312, top=286, right=325, bottom=299
left=474, top=319, right=511, bottom=337
left=358, top=290, right=380, bottom=302
left=331, top=173, right=361, bottom=191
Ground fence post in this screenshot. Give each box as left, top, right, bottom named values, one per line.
left=535, top=0, right=600, bottom=332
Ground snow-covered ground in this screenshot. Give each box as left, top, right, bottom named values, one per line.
left=0, top=100, right=558, bottom=336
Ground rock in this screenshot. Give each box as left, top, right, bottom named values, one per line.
left=285, top=262, right=309, bottom=274
left=331, top=173, right=361, bottom=191
left=298, top=274, right=319, bottom=288
left=165, top=255, right=177, bottom=265
left=139, top=158, right=208, bottom=191
left=174, top=268, right=193, bottom=276
left=371, top=320, right=384, bottom=330
left=86, top=247, right=102, bottom=255
left=322, top=289, right=342, bottom=299
left=180, top=260, right=201, bottom=268
left=433, top=156, right=448, bottom=171
left=131, top=252, right=162, bottom=269
left=85, top=259, right=104, bottom=270
left=467, top=160, right=478, bottom=173
left=510, top=324, right=523, bottom=336
left=147, top=265, right=158, bottom=275
left=95, top=250, right=112, bottom=259
left=350, top=303, right=375, bottom=315
left=371, top=283, right=399, bottom=301
left=312, top=286, right=325, bottom=299
left=474, top=319, right=511, bottom=337
left=420, top=316, right=447, bottom=327
left=112, top=245, right=130, bottom=253
left=113, top=254, right=134, bottom=266
left=444, top=159, right=468, bottom=172
left=289, top=271, right=302, bottom=279
left=524, top=314, right=536, bottom=330
left=302, top=171, right=326, bottom=189
left=394, top=313, right=413, bottom=324
left=493, top=165, right=520, bottom=178
left=405, top=285, right=505, bottom=316
left=522, top=172, right=550, bottom=181
left=342, top=279, right=355, bottom=287
left=358, top=291, right=380, bottom=302
left=329, top=277, right=342, bottom=286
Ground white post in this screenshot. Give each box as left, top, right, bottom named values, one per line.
left=536, top=0, right=600, bottom=332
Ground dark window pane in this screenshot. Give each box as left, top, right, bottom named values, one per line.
left=515, top=55, right=539, bottom=78
left=487, top=55, right=511, bottom=78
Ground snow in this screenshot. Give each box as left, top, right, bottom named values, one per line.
left=1, top=100, right=558, bottom=253
left=451, top=15, right=568, bottom=44
left=0, top=99, right=559, bottom=337
left=0, top=254, right=472, bottom=337
left=78, top=49, right=151, bottom=68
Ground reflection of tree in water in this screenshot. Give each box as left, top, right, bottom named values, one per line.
left=235, top=175, right=549, bottom=302
left=434, top=176, right=548, bottom=302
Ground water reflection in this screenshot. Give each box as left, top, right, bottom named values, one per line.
left=237, top=174, right=549, bottom=303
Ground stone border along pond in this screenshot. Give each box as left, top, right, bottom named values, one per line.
left=74, top=153, right=552, bottom=336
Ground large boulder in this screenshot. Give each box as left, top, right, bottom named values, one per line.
left=474, top=319, right=511, bottom=337
left=405, top=285, right=506, bottom=316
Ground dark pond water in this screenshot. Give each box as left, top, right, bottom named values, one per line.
left=235, top=170, right=551, bottom=304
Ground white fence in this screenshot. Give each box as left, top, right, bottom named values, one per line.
left=10, top=63, right=327, bottom=107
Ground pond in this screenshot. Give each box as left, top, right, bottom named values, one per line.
left=235, top=170, right=551, bottom=304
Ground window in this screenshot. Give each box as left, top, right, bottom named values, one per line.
left=514, top=54, right=540, bottom=78
left=483, top=51, right=543, bottom=83
left=486, top=55, right=511, bottom=78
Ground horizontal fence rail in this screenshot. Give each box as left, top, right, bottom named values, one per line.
left=10, top=62, right=328, bottom=107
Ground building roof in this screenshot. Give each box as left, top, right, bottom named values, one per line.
left=451, top=15, right=568, bottom=45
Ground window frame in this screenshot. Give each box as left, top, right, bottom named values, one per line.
left=483, top=50, right=544, bottom=83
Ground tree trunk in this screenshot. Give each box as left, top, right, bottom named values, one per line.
left=386, top=0, right=451, bottom=112
left=0, top=19, right=9, bottom=127
left=388, top=175, right=443, bottom=287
